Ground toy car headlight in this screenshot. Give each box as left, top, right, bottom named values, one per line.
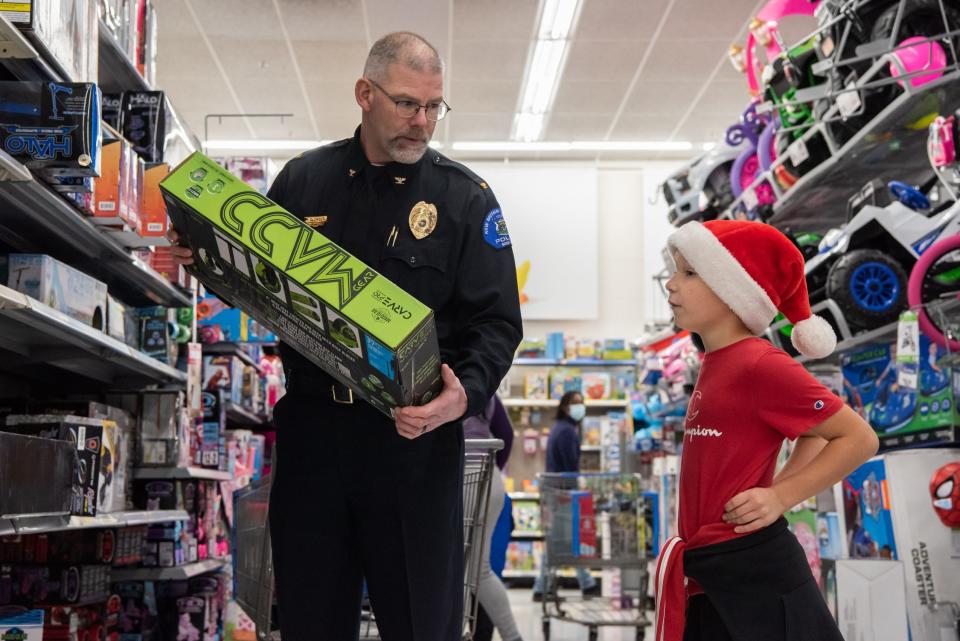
left=819, top=228, right=848, bottom=254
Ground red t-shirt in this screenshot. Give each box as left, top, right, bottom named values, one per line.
left=678, top=337, right=844, bottom=544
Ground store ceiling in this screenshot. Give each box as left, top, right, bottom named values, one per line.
left=153, top=0, right=817, bottom=160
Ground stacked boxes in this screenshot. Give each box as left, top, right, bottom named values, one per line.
left=6, top=254, right=108, bottom=330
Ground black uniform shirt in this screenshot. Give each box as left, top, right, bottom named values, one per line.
left=268, top=126, right=523, bottom=418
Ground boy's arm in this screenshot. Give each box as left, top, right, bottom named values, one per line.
left=773, top=434, right=828, bottom=485
left=724, top=405, right=878, bottom=534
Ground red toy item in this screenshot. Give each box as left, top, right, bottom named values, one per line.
left=930, top=461, right=960, bottom=528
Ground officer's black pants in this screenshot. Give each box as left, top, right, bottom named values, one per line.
left=269, top=391, right=464, bottom=641
left=683, top=518, right=843, bottom=641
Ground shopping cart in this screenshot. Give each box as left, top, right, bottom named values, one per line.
left=233, top=474, right=275, bottom=641
left=234, top=438, right=503, bottom=641
left=538, top=472, right=653, bottom=641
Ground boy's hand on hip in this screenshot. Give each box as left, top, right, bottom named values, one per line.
left=722, top=487, right=786, bottom=534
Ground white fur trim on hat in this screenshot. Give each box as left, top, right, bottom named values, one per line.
left=791, top=315, right=837, bottom=359
left=667, top=221, right=778, bottom=335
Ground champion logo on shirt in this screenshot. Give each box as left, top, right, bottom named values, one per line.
left=685, top=391, right=703, bottom=423
left=686, top=426, right=724, bottom=440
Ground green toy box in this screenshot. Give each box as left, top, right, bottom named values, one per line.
left=160, top=153, right=442, bottom=417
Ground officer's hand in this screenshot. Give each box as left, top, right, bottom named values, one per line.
left=722, top=487, right=786, bottom=534
left=393, top=364, right=467, bottom=439
left=167, top=228, right=195, bottom=266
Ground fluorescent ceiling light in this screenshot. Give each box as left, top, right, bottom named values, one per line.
left=511, top=0, right=583, bottom=142
left=452, top=141, right=694, bottom=152
left=202, top=139, right=328, bottom=151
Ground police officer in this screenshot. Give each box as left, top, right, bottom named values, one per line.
left=169, top=31, right=522, bottom=641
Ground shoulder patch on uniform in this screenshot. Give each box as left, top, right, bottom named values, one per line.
left=482, top=208, right=512, bottom=249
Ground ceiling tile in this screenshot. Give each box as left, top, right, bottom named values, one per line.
left=181, top=0, right=282, bottom=39
left=453, top=0, right=538, bottom=40
left=453, top=40, right=529, bottom=81
left=563, top=39, right=649, bottom=82
left=292, top=40, right=370, bottom=82
left=608, top=114, right=682, bottom=140
left=544, top=113, right=615, bottom=140
left=448, top=80, right=521, bottom=114
left=447, top=113, right=513, bottom=140
left=657, top=0, right=759, bottom=40
left=208, top=36, right=297, bottom=81
left=622, top=80, right=701, bottom=115
left=276, top=0, right=366, bottom=43
left=552, top=80, right=627, bottom=115
left=576, top=0, right=671, bottom=41
left=639, top=39, right=726, bottom=82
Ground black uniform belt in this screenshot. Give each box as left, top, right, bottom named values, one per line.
left=286, top=368, right=354, bottom=404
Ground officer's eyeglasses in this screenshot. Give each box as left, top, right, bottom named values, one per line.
left=367, top=78, right=451, bottom=121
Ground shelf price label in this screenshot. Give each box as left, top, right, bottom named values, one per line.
left=837, top=85, right=862, bottom=118
left=788, top=138, right=810, bottom=166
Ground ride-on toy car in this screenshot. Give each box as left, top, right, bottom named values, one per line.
left=662, top=136, right=745, bottom=227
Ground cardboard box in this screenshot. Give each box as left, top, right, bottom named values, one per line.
left=7, top=254, right=108, bottom=330
left=836, top=560, right=910, bottom=641
left=202, top=356, right=244, bottom=404
left=139, top=391, right=182, bottom=466
left=196, top=293, right=277, bottom=343
left=0, top=432, right=75, bottom=517
left=0, top=82, right=100, bottom=176
left=841, top=338, right=960, bottom=450
left=138, top=162, right=170, bottom=237
left=4, top=415, right=118, bottom=516
left=91, top=139, right=124, bottom=225
left=842, top=457, right=898, bottom=560
left=0, top=0, right=98, bottom=83
left=0, top=609, right=43, bottom=641
left=121, top=91, right=169, bottom=163
left=570, top=490, right=597, bottom=558
left=161, top=152, right=442, bottom=417
left=880, top=450, right=960, bottom=641
left=199, top=390, right=225, bottom=469
left=102, top=93, right=123, bottom=129
left=105, top=294, right=127, bottom=343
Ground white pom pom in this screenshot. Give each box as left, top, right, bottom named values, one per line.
left=791, top=315, right=837, bottom=359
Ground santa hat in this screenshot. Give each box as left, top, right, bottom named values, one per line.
left=666, top=220, right=836, bottom=359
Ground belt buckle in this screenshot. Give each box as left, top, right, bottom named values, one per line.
left=331, top=385, right=354, bottom=405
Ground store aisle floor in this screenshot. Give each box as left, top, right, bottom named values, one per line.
left=498, top=589, right=653, bottom=641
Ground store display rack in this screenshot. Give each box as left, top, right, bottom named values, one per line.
left=513, top=358, right=637, bottom=367
left=133, top=467, right=232, bottom=482
left=111, top=558, right=226, bottom=582
left=225, top=401, right=270, bottom=429
left=0, top=510, right=190, bottom=537
left=0, top=283, right=186, bottom=387
left=501, top=398, right=630, bottom=409
left=0, top=14, right=70, bottom=82
left=721, top=70, right=960, bottom=234
left=203, top=342, right=262, bottom=371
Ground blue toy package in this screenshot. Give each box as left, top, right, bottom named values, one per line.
left=0, top=609, right=44, bottom=641
left=196, top=293, right=277, bottom=344
left=841, top=337, right=959, bottom=449
left=0, top=82, right=102, bottom=177
left=546, top=332, right=565, bottom=360
left=817, top=512, right=844, bottom=560
left=842, top=458, right=898, bottom=560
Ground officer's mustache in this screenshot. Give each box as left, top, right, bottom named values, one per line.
left=394, top=128, right=428, bottom=143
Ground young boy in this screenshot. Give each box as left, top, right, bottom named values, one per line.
left=655, top=220, right=879, bottom=641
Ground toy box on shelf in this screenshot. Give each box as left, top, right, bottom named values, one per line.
left=6, top=254, right=108, bottom=330
left=197, top=293, right=277, bottom=344
left=3, top=415, right=119, bottom=517
left=839, top=449, right=960, bottom=641
left=841, top=335, right=959, bottom=450
left=2, top=0, right=98, bottom=81
left=0, top=610, right=43, bottom=641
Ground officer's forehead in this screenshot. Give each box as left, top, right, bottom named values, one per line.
left=383, top=63, right=444, bottom=98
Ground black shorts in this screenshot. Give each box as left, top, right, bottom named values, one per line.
left=683, top=518, right=843, bottom=641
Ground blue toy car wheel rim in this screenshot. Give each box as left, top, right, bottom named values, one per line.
left=850, top=261, right=900, bottom=312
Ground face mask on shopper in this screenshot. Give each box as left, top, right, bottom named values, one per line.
left=568, top=403, right=586, bottom=422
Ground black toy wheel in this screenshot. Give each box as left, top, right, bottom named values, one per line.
left=542, top=619, right=550, bottom=641
left=826, top=249, right=908, bottom=329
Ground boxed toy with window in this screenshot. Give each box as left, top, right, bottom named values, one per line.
left=0, top=432, right=75, bottom=518
left=120, top=91, right=167, bottom=163
left=161, top=152, right=442, bottom=417
left=0, top=82, right=101, bottom=176
left=196, top=293, right=277, bottom=343
left=4, top=415, right=118, bottom=516
left=138, top=390, right=182, bottom=466
left=200, top=390, right=225, bottom=469
left=6, top=254, right=108, bottom=330
left=841, top=337, right=960, bottom=450
left=582, top=372, right=611, bottom=400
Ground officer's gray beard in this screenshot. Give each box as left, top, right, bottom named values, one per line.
left=387, top=133, right=429, bottom=164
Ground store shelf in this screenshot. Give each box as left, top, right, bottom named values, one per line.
left=0, top=152, right=191, bottom=308
left=512, top=531, right=544, bottom=539
left=513, top=358, right=637, bottom=367
left=111, top=559, right=226, bottom=582
left=879, top=424, right=959, bottom=452
left=501, top=398, right=630, bottom=409
left=133, top=467, right=232, bottom=481
left=508, top=493, right=540, bottom=501
left=721, top=70, right=960, bottom=235
left=0, top=510, right=190, bottom=536
left=0, top=284, right=186, bottom=387
left=225, top=402, right=270, bottom=429
left=203, top=342, right=262, bottom=371
left=0, top=13, right=68, bottom=82
left=502, top=569, right=538, bottom=578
